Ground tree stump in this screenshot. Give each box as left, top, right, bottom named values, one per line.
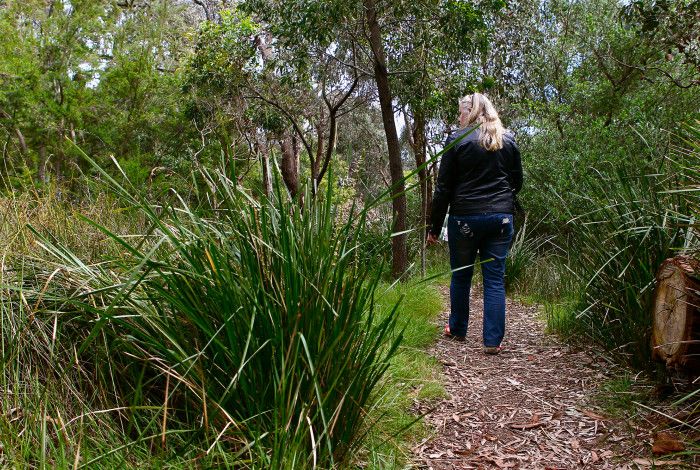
left=652, top=256, right=700, bottom=372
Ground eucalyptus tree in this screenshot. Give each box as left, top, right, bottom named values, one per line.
left=484, top=0, right=699, bottom=132
left=90, top=1, right=194, bottom=183
left=0, top=0, right=115, bottom=183
left=240, top=0, right=505, bottom=278
left=389, top=0, right=502, bottom=251
left=480, top=0, right=700, bottom=232
left=249, top=33, right=362, bottom=197
left=185, top=6, right=363, bottom=199
left=0, top=0, right=196, bottom=187
left=622, top=0, right=700, bottom=81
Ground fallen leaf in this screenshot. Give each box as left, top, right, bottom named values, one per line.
left=591, top=450, right=599, bottom=462
left=454, top=449, right=472, bottom=457
left=581, top=409, right=607, bottom=421
left=633, top=458, right=684, bottom=466
left=510, top=421, right=545, bottom=430
left=493, top=459, right=517, bottom=468
left=652, top=432, right=685, bottom=455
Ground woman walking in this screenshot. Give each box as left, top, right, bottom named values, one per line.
left=427, top=93, right=523, bottom=354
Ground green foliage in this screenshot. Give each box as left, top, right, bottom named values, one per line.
left=0, top=180, right=451, bottom=468
left=622, top=0, right=700, bottom=71
left=13, top=169, right=403, bottom=468
left=365, top=281, right=445, bottom=468
left=185, top=9, right=259, bottom=90
left=505, top=216, right=553, bottom=293
left=529, top=128, right=700, bottom=367
left=595, top=374, right=651, bottom=418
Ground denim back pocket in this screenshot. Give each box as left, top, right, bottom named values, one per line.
left=498, top=215, right=514, bottom=238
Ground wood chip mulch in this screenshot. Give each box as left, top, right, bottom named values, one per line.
left=412, top=286, right=696, bottom=469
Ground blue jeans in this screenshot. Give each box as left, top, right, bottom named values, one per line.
left=447, top=213, right=513, bottom=346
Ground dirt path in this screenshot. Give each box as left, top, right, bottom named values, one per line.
left=411, top=287, right=687, bottom=469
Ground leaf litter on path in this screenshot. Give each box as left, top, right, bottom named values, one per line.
left=412, top=287, right=697, bottom=469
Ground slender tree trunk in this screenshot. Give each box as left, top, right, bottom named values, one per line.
left=408, top=109, right=430, bottom=276
left=261, top=152, right=272, bottom=197
left=255, top=130, right=273, bottom=197
left=312, top=106, right=325, bottom=185
left=413, top=113, right=433, bottom=226
left=365, top=0, right=408, bottom=279
left=409, top=110, right=431, bottom=229
left=316, top=107, right=337, bottom=187
left=37, top=145, right=47, bottom=184
left=15, top=128, right=28, bottom=156
left=0, top=108, right=29, bottom=166
left=279, top=134, right=299, bottom=198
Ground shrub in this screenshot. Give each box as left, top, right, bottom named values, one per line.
left=505, top=215, right=554, bottom=293
left=15, top=168, right=403, bottom=468
left=552, top=126, right=700, bottom=366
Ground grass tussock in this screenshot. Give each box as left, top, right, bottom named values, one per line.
left=362, top=281, right=445, bottom=468
left=0, top=188, right=147, bottom=264
left=514, top=124, right=700, bottom=368
left=1, top=166, right=431, bottom=468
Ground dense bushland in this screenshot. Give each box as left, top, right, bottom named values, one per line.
left=1, top=171, right=433, bottom=467
left=517, top=119, right=699, bottom=367
left=1, top=0, right=699, bottom=465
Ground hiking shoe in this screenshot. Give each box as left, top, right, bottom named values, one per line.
left=483, top=346, right=503, bottom=355
left=443, top=324, right=466, bottom=342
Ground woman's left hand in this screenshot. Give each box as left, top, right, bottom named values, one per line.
left=426, top=232, right=439, bottom=245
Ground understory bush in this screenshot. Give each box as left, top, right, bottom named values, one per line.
left=541, top=124, right=700, bottom=366
left=3, top=166, right=403, bottom=468
left=505, top=215, right=554, bottom=293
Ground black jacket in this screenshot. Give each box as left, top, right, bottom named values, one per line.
left=430, top=127, right=523, bottom=236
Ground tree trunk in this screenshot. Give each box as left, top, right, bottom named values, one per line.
left=405, top=109, right=430, bottom=276
left=414, top=112, right=430, bottom=276
left=15, top=128, right=28, bottom=156
left=652, top=256, right=700, bottom=373
left=279, top=134, right=299, bottom=198
left=55, top=119, right=66, bottom=183
left=37, top=145, right=48, bottom=184
left=317, top=107, right=337, bottom=188
left=0, top=107, right=29, bottom=161
left=312, top=106, right=325, bottom=187
left=410, top=110, right=431, bottom=230
left=365, top=0, right=408, bottom=279
left=255, top=131, right=273, bottom=197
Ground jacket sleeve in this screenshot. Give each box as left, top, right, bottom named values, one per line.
left=509, top=141, right=523, bottom=195
left=429, top=137, right=457, bottom=236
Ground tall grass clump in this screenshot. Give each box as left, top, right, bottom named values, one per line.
left=553, top=125, right=700, bottom=366
left=10, top=164, right=403, bottom=468
left=505, top=215, right=554, bottom=293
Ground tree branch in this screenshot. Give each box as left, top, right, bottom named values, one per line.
left=247, top=90, right=314, bottom=162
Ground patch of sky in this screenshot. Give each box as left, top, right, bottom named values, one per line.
left=87, top=73, right=100, bottom=89
left=567, top=53, right=584, bottom=74
left=543, top=84, right=559, bottom=101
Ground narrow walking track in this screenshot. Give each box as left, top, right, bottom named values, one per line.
left=412, top=287, right=682, bottom=469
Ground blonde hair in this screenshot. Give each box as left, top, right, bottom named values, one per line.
left=459, top=93, right=505, bottom=151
